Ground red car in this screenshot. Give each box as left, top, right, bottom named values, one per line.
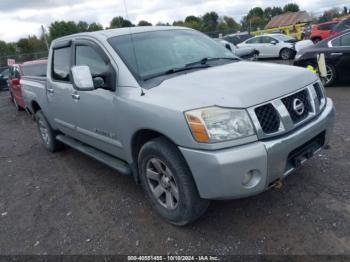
left=8, top=64, right=24, bottom=110
left=8, top=59, right=47, bottom=111
left=310, top=20, right=339, bottom=44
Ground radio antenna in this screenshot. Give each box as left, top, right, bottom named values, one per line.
left=123, top=0, right=145, bottom=96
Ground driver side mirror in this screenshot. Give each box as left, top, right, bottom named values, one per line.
left=71, top=65, right=94, bottom=91
left=270, top=40, right=277, bottom=45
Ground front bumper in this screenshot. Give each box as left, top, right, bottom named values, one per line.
left=179, top=98, right=335, bottom=200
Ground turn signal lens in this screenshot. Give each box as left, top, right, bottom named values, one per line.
left=185, top=114, right=209, bottom=142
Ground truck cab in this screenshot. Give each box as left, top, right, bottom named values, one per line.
left=23, top=27, right=335, bottom=225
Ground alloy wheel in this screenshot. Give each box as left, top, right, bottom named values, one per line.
left=325, top=65, right=334, bottom=86
left=146, top=158, right=179, bottom=210
left=38, top=119, right=50, bottom=145
left=281, top=49, right=290, bottom=60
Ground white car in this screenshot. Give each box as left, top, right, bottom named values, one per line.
left=214, top=39, right=259, bottom=60
left=238, top=34, right=296, bottom=60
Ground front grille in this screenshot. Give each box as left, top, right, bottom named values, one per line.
left=254, top=104, right=280, bottom=134
left=282, top=89, right=311, bottom=123
left=313, top=83, right=323, bottom=105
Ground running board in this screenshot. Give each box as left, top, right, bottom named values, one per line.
left=56, top=134, right=132, bottom=176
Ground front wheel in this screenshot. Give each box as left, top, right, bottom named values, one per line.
left=280, top=48, right=293, bottom=60
left=138, top=137, right=210, bottom=226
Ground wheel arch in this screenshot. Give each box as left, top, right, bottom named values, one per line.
left=130, top=129, right=182, bottom=183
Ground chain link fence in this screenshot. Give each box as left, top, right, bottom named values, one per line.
left=0, top=51, right=48, bottom=67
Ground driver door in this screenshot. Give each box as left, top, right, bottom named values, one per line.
left=71, top=40, right=124, bottom=158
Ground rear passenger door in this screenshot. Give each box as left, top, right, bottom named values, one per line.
left=47, top=42, right=77, bottom=137
left=72, top=39, right=123, bottom=158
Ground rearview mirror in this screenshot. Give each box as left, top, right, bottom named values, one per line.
left=71, top=65, right=94, bottom=91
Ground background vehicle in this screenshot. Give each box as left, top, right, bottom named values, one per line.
left=20, top=59, right=47, bottom=113
left=23, top=27, right=334, bottom=225
left=9, top=59, right=47, bottom=111
left=222, top=31, right=252, bottom=45
left=294, top=29, right=350, bottom=86
left=331, top=17, right=350, bottom=36
left=238, top=34, right=296, bottom=60
left=0, top=67, right=9, bottom=90
left=310, top=21, right=339, bottom=44
left=8, top=64, right=24, bottom=110
left=214, top=38, right=259, bottom=60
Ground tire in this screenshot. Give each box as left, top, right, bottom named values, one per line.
left=280, top=48, right=292, bottom=60
left=138, top=137, right=210, bottom=226
left=35, top=110, right=64, bottom=152
left=323, top=64, right=337, bottom=87
left=312, top=37, right=321, bottom=44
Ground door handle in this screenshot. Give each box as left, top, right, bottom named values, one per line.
left=72, top=93, right=80, bottom=100
left=47, top=88, right=54, bottom=94
left=330, top=52, right=343, bottom=56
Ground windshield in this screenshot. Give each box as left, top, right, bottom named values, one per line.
left=108, top=29, right=235, bottom=81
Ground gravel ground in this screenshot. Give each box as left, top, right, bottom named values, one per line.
left=0, top=76, right=349, bottom=255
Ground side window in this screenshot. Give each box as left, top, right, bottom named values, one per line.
left=246, top=37, right=260, bottom=44
left=75, top=45, right=111, bottom=89
left=340, top=33, right=350, bottom=46
left=52, top=47, right=71, bottom=82
left=75, top=45, right=109, bottom=76
left=331, top=33, right=350, bottom=47
left=261, top=36, right=275, bottom=43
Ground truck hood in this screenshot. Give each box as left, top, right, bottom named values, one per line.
left=149, top=61, right=317, bottom=110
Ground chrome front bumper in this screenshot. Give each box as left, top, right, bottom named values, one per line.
left=179, top=98, right=335, bottom=200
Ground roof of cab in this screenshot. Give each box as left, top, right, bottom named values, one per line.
left=53, top=26, right=188, bottom=43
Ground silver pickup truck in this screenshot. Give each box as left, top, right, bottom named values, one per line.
left=21, top=26, right=335, bottom=225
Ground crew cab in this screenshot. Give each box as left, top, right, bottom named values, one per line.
left=22, top=27, right=335, bottom=225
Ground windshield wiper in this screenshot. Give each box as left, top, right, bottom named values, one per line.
left=185, top=57, right=239, bottom=67
left=143, top=65, right=210, bottom=81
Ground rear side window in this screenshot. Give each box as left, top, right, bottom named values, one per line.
left=22, top=63, right=47, bottom=77
left=52, top=47, right=71, bottom=82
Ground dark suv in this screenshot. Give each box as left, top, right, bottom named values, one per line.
left=332, top=18, right=350, bottom=36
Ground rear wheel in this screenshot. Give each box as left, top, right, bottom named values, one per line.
left=280, top=48, right=293, bottom=60
left=138, top=137, right=210, bottom=226
left=35, top=110, right=64, bottom=152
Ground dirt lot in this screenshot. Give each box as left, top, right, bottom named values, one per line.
left=0, top=81, right=349, bottom=255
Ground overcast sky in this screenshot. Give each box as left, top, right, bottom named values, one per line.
left=0, top=0, right=347, bottom=42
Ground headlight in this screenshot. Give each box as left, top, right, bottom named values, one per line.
left=185, top=106, right=255, bottom=143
